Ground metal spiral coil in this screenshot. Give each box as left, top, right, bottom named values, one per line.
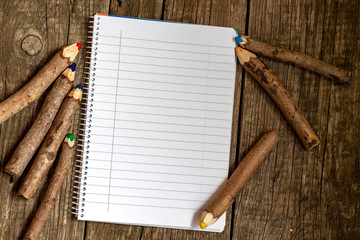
left=72, top=15, right=98, bottom=218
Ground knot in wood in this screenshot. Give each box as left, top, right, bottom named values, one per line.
left=21, top=35, right=42, bottom=56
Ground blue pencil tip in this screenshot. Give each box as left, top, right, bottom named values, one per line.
left=235, top=36, right=243, bottom=44
left=68, top=63, right=76, bottom=72
left=75, top=84, right=83, bottom=90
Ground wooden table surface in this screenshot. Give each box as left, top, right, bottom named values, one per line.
left=0, top=0, right=359, bottom=239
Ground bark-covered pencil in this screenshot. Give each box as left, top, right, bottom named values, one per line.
left=23, top=133, right=75, bottom=240
left=5, top=63, right=76, bottom=179
left=236, top=47, right=320, bottom=149
left=200, top=131, right=279, bottom=229
left=236, top=36, right=351, bottom=84
left=0, top=42, right=82, bottom=125
left=18, top=85, right=82, bottom=199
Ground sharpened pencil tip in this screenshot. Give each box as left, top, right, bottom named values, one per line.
left=75, top=84, right=83, bottom=90
left=66, top=133, right=74, bottom=141
left=235, top=36, right=243, bottom=44
left=68, top=63, right=76, bottom=72
left=65, top=133, right=75, bottom=147
left=76, top=43, right=82, bottom=50
left=68, top=85, right=83, bottom=101
left=199, top=221, right=207, bottom=229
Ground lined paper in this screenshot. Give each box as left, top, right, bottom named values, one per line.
left=78, top=14, right=237, bottom=232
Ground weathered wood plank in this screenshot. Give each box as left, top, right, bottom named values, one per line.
left=1, top=0, right=358, bottom=239
left=0, top=1, right=110, bottom=239
left=64, top=1, right=110, bottom=240
left=233, top=1, right=326, bottom=238
left=233, top=0, right=359, bottom=239
left=0, top=1, right=74, bottom=239
left=318, top=0, right=359, bottom=238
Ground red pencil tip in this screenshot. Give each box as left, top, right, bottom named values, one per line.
left=76, top=43, right=82, bottom=50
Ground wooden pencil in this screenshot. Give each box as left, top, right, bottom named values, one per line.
left=199, top=131, right=279, bottom=229
left=235, top=47, right=320, bottom=149
left=5, top=63, right=76, bottom=179
left=0, top=42, right=81, bottom=125
left=23, top=133, right=75, bottom=240
left=236, top=36, right=351, bottom=84
left=18, top=85, right=82, bottom=199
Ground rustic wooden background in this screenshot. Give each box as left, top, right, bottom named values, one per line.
left=0, top=0, right=359, bottom=239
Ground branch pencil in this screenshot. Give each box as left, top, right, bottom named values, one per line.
left=23, top=134, right=75, bottom=240
left=200, top=131, right=279, bottom=229
left=5, top=63, right=76, bottom=179
left=235, top=47, right=320, bottom=149
left=0, top=42, right=81, bottom=125
left=236, top=36, right=351, bottom=84
left=18, top=85, right=83, bottom=199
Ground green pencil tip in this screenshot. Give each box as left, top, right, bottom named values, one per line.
left=65, top=133, right=75, bottom=147
left=66, top=133, right=74, bottom=141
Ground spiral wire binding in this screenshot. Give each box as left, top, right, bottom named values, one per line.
left=72, top=15, right=98, bottom=218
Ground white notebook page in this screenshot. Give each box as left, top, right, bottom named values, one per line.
left=77, top=14, right=237, bottom=232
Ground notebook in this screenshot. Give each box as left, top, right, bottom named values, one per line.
left=73, top=13, right=237, bottom=232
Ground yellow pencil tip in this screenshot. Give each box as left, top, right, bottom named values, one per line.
left=199, top=221, right=207, bottom=229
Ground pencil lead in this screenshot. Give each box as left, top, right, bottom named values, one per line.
left=76, top=43, right=82, bottom=50
left=75, top=84, right=83, bottom=90
left=199, top=221, right=207, bottom=229
left=235, top=36, right=247, bottom=45
left=68, top=63, right=76, bottom=72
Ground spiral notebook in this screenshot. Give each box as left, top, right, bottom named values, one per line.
left=73, top=13, right=237, bottom=232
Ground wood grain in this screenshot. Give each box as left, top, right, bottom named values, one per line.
left=0, top=1, right=75, bottom=239
left=0, top=1, right=108, bottom=240
left=5, top=68, right=74, bottom=179
left=201, top=131, right=279, bottom=229
left=0, top=0, right=359, bottom=239
left=23, top=135, right=75, bottom=240
left=233, top=0, right=360, bottom=239
left=317, top=1, right=359, bottom=238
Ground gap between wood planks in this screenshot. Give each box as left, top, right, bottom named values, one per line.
left=229, top=0, right=251, bottom=239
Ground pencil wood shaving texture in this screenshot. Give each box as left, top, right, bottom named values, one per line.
left=23, top=134, right=75, bottom=240
left=5, top=64, right=76, bottom=179
left=199, top=131, right=279, bottom=229
left=236, top=36, right=351, bottom=84
left=0, top=43, right=81, bottom=125
left=18, top=86, right=82, bottom=199
left=235, top=47, right=320, bottom=149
